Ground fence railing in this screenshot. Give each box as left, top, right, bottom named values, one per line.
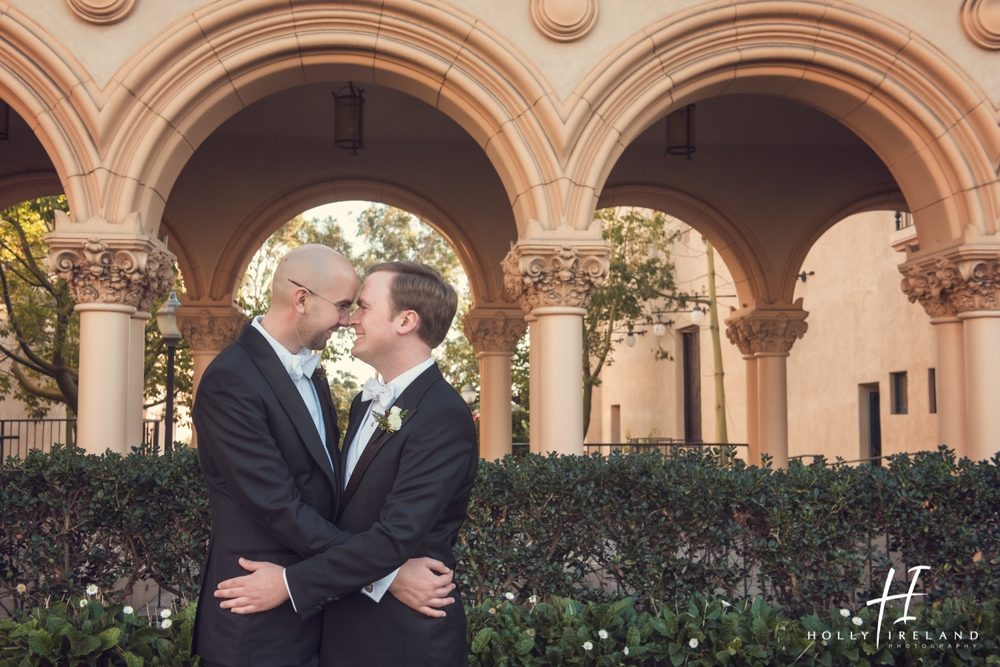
left=510, top=440, right=748, bottom=462
left=0, top=419, right=163, bottom=460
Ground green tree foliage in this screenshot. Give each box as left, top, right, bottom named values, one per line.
left=0, top=198, right=191, bottom=416
left=0, top=196, right=193, bottom=418
left=583, top=208, right=682, bottom=437
left=0, top=197, right=78, bottom=416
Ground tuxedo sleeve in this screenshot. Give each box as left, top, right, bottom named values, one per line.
left=284, top=400, right=476, bottom=617
left=194, top=364, right=352, bottom=557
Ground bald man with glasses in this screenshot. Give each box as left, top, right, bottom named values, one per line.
left=192, top=245, right=454, bottom=667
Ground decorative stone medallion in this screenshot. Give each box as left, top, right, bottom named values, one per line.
left=961, top=0, right=1000, bottom=49
left=65, top=0, right=137, bottom=25
left=530, top=0, right=598, bottom=42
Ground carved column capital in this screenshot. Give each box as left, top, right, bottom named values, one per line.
left=725, top=303, right=809, bottom=356
left=463, top=308, right=527, bottom=354
left=900, top=249, right=1000, bottom=317
left=177, top=304, right=248, bottom=354
left=47, top=232, right=175, bottom=309
left=501, top=241, right=610, bottom=313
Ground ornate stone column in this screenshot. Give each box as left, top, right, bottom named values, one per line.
left=177, top=303, right=247, bottom=447
left=503, top=240, right=609, bottom=455
left=727, top=327, right=760, bottom=465
left=177, top=303, right=247, bottom=400
left=901, top=250, right=1000, bottom=460
left=726, top=303, right=809, bottom=468
left=47, top=219, right=175, bottom=454
left=525, top=313, right=541, bottom=452
left=126, top=251, right=176, bottom=448
left=463, top=307, right=527, bottom=460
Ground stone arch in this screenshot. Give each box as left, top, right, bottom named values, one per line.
left=569, top=1, right=1000, bottom=258
left=0, top=7, right=100, bottom=218
left=100, top=0, right=560, bottom=237
left=598, top=183, right=761, bottom=308
left=784, top=188, right=911, bottom=300
left=176, top=176, right=494, bottom=306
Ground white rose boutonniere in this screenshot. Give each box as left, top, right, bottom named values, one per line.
left=373, top=406, right=407, bottom=433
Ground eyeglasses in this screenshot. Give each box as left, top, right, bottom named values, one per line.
left=287, top=278, right=355, bottom=317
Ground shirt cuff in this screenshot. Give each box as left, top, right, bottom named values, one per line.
left=282, top=567, right=298, bottom=612
left=361, top=567, right=400, bottom=603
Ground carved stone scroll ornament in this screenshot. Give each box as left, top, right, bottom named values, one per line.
left=463, top=309, right=527, bottom=354
left=137, top=250, right=176, bottom=313
left=501, top=243, right=610, bottom=313
left=50, top=238, right=173, bottom=308
left=178, top=308, right=248, bottom=353
left=725, top=311, right=809, bottom=356
left=900, top=256, right=1000, bottom=317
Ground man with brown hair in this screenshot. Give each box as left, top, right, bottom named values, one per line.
left=216, top=261, right=479, bottom=666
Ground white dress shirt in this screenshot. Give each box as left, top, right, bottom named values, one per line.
left=344, top=356, right=435, bottom=484
left=250, top=317, right=333, bottom=472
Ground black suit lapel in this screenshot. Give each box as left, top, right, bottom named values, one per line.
left=311, top=370, right=341, bottom=503
left=237, top=326, right=338, bottom=491
left=341, top=364, right=442, bottom=509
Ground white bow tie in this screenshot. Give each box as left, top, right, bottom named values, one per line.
left=361, top=377, right=395, bottom=410
left=289, top=350, right=322, bottom=381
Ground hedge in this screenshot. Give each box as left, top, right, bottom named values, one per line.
left=2, top=445, right=998, bottom=618
left=2, top=594, right=997, bottom=665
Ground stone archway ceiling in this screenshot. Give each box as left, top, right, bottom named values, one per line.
left=163, top=81, right=514, bottom=304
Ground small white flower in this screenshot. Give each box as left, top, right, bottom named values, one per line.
left=852, top=616, right=863, bottom=626
left=123, top=606, right=134, bottom=615
left=15, top=584, right=26, bottom=594
left=387, top=407, right=403, bottom=431
left=79, top=599, right=88, bottom=608
left=504, top=592, right=515, bottom=601
left=598, top=629, right=609, bottom=640
left=161, top=618, right=172, bottom=629
left=582, top=641, right=593, bottom=651
left=720, top=600, right=732, bottom=608
left=839, top=608, right=851, bottom=618
left=528, top=595, right=538, bottom=605
left=85, top=584, right=98, bottom=596
left=160, top=609, right=172, bottom=619
left=526, top=629, right=535, bottom=638
left=688, top=638, right=699, bottom=649
left=488, top=607, right=496, bottom=615
left=623, top=647, right=629, bottom=656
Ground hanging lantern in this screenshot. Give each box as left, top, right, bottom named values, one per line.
left=665, top=104, right=695, bottom=160
left=333, top=82, right=365, bottom=154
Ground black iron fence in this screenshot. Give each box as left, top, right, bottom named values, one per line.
left=0, top=419, right=163, bottom=460
left=511, top=439, right=749, bottom=462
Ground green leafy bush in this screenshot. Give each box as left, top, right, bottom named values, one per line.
left=1, top=444, right=997, bottom=622
left=457, top=447, right=1000, bottom=615
left=466, top=594, right=1000, bottom=666
left=0, top=594, right=196, bottom=666
left=2, top=594, right=996, bottom=666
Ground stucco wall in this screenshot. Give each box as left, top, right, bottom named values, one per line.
left=591, top=210, right=939, bottom=461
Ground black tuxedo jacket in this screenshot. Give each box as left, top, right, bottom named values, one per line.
left=192, top=325, right=348, bottom=667
left=285, top=363, right=479, bottom=667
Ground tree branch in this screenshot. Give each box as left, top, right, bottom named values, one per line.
left=10, top=363, right=64, bottom=403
